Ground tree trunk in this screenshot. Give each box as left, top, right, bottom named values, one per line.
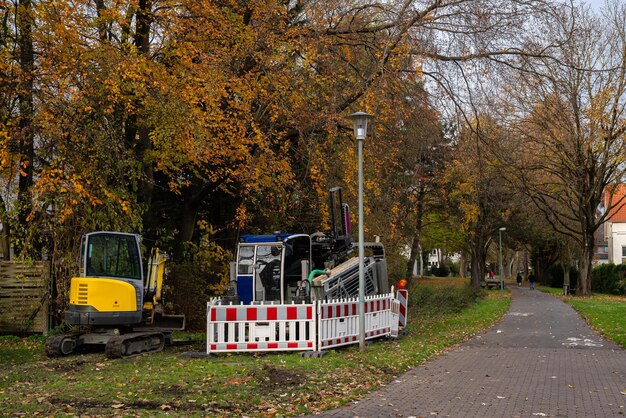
left=173, top=184, right=213, bottom=261
left=418, top=244, right=424, bottom=277
left=406, top=235, right=420, bottom=281
left=562, top=265, right=570, bottom=294
left=406, top=192, right=425, bottom=282
left=15, top=0, right=34, bottom=256
left=559, top=242, right=572, bottom=295
left=469, top=244, right=485, bottom=288
left=174, top=195, right=199, bottom=261
left=0, top=195, right=11, bottom=260
left=459, top=253, right=465, bottom=278
left=578, top=234, right=594, bottom=296
left=135, top=0, right=154, bottom=208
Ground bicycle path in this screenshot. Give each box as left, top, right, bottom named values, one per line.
left=311, top=286, right=626, bottom=417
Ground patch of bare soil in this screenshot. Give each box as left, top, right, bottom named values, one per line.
left=49, top=397, right=236, bottom=414
left=51, top=359, right=85, bottom=372
left=253, top=365, right=304, bottom=392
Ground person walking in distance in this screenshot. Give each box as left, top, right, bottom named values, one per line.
left=516, top=272, right=523, bottom=287
left=528, top=272, right=536, bottom=290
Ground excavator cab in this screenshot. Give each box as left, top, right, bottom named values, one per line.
left=234, top=234, right=312, bottom=304
left=66, top=232, right=144, bottom=326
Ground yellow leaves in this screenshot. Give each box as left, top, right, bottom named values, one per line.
left=31, top=166, right=132, bottom=224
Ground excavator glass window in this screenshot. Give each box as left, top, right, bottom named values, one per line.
left=237, top=246, right=255, bottom=274
left=255, top=245, right=282, bottom=302
left=85, top=233, right=142, bottom=280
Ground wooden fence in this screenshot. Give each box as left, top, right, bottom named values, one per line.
left=0, top=261, right=50, bottom=334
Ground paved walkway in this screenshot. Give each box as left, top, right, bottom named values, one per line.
left=312, top=286, right=626, bottom=417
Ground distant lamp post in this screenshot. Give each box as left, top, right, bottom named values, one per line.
left=347, top=111, right=373, bottom=353
left=499, top=227, right=506, bottom=293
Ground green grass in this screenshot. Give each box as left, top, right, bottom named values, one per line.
left=0, top=279, right=510, bottom=417
left=539, top=286, right=626, bottom=348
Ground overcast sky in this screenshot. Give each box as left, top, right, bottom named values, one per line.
left=587, top=0, right=604, bottom=9
left=583, top=0, right=623, bottom=11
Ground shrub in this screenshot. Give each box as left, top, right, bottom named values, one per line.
left=592, top=263, right=626, bottom=295
left=411, top=283, right=483, bottom=316
left=433, top=265, right=450, bottom=277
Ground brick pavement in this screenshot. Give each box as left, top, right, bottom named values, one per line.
left=310, top=286, right=626, bottom=417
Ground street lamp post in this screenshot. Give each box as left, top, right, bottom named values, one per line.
left=499, top=227, right=506, bottom=294
left=347, top=111, right=373, bottom=353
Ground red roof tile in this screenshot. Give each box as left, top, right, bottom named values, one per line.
left=605, top=184, right=626, bottom=222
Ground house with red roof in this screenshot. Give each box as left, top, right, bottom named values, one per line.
left=604, top=184, right=626, bottom=265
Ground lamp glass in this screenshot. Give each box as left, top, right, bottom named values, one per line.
left=347, top=112, right=373, bottom=140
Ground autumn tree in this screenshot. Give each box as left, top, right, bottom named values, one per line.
left=444, top=117, right=520, bottom=287
left=500, top=2, right=626, bottom=295
left=0, top=0, right=577, bottom=319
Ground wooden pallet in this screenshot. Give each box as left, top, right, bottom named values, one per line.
left=0, top=261, right=50, bottom=334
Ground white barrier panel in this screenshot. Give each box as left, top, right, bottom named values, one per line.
left=390, top=298, right=400, bottom=338
left=318, top=293, right=394, bottom=350
left=207, top=301, right=316, bottom=353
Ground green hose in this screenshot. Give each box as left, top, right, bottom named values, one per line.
left=307, top=269, right=328, bottom=284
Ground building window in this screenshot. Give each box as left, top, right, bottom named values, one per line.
left=622, top=246, right=626, bottom=264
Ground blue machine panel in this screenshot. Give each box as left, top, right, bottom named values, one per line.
left=239, top=234, right=293, bottom=243
left=237, top=275, right=254, bottom=304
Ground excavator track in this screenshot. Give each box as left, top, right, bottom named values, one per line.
left=105, top=332, right=165, bottom=359
left=45, top=333, right=79, bottom=357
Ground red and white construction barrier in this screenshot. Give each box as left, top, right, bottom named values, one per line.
left=318, top=293, right=393, bottom=350
left=206, top=291, right=407, bottom=354
left=206, top=301, right=316, bottom=353
left=397, top=289, right=408, bottom=327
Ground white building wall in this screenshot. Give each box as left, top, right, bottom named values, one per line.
left=609, top=222, right=626, bottom=265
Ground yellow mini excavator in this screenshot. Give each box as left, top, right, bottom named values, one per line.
left=45, top=231, right=185, bottom=359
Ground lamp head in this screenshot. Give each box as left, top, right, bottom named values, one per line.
left=347, top=111, right=373, bottom=140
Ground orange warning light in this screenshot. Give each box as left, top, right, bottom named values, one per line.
left=397, top=279, right=407, bottom=289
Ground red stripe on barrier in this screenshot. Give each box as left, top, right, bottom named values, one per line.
left=210, top=308, right=216, bottom=322
left=336, top=305, right=341, bottom=318
left=248, top=343, right=258, bottom=350
left=268, top=342, right=278, bottom=349
left=306, top=305, right=312, bottom=320
left=352, top=303, right=357, bottom=315
left=210, top=344, right=216, bottom=350
left=287, top=306, right=297, bottom=320
left=377, top=300, right=380, bottom=311
left=288, top=342, right=298, bottom=349
left=226, top=308, right=237, bottom=322
left=247, top=307, right=257, bottom=321
left=307, top=341, right=313, bottom=348
left=267, top=307, right=277, bottom=321
left=344, top=304, right=349, bottom=317
left=226, top=344, right=237, bottom=350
